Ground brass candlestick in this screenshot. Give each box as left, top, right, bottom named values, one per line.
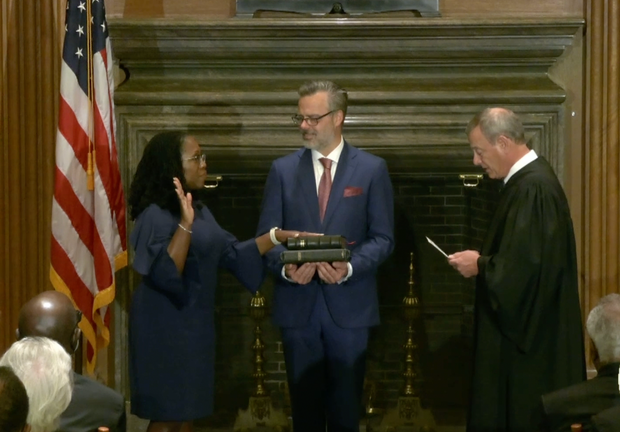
left=250, top=292, right=267, bottom=397
left=371, top=253, right=436, bottom=432
left=403, top=252, right=419, bottom=397
left=233, top=291, right=289, bottom=432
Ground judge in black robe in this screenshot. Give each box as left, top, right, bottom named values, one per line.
left=448, top=107, right=586, bottom=432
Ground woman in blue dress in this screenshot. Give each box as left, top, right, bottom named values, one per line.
left=127, top=131, right=301, bottom=432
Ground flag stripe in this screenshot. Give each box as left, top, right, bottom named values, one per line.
left=52, top=0, right=126, bottom=373
left=55, top=131, right=93, bottom=217
left=58, top=96, right=90, bottom=171
left=50, top=236, right=94, bottom=318
left=102, top=41, right=127, bottom=245
left=53, top=167, right=114, bottom=290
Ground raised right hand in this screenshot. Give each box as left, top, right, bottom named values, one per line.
left=173, top=177, right=194, bottom=228
left=284, top=262, right=317, bottom=285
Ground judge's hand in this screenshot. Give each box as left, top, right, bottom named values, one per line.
left=284, top=262, right=317, bottom=285
left=317, top=261, right=348, bottom=284
left=275, top=230, right=322, bottom=244
left=173, top=177, right=194, bottom=228
left=448, top=250, right=480, bottom=278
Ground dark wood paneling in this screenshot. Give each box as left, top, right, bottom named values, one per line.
left=0, top=0, right=62, bottom=353
left=441, top=0, right=583, bottom=16
left=583, top=0, right=620, bottom=366
left=110, top=18, right=582, bottom=177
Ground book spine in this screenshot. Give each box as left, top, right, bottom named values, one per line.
left=286, top=236, right=345, bottom=250
left=280, top=249, right=351, bottom=264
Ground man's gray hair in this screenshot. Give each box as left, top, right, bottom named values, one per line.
left=0, top=337, right=73, bottom=432
left=466, top=107, right=526, bottom=145
left=586, top=293, right=620, bottom=364
left=298, top=80, right=348, bottom=117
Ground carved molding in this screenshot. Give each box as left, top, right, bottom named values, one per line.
left=110, top=18, right=581, bottom=68
left=115, top=107, right=562, bottom=177
left=110, top=18, right=583, bottom=182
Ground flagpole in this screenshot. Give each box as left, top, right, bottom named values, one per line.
left=86, top=0, right=95, bottom=192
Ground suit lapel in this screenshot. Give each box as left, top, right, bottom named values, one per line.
left=322, top=142, right=357, bottom=229
left=297, top=149, right=321, bottom=231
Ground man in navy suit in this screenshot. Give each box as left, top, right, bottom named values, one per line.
left=257, top=80, right=395, bottom=432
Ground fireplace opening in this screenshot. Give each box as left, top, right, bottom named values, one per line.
left=192, top=169, right=500, bottom=426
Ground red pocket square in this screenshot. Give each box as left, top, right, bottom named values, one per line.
left=343, top=186, right=363, bottom=197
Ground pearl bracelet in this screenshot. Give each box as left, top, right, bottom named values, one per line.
left=269, top=227, right=281, bottom=245
left=178, top=223, right=193, bottom=234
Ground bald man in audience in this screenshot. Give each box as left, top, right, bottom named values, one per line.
left=538, top=293, right=620, bottom=431
left=0, top=365, right=29, bottom=432
left=17, top=291, right=126, bottom=432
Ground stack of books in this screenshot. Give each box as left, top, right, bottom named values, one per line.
left=280, top=235, right=351, bottom=264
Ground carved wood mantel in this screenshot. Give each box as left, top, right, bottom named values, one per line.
left=109, top=18, right=583, bottom=179
left=108, top=17, right=584, bottom=392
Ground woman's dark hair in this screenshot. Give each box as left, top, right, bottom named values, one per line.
left=128, top=131, right=189, bottom=220
left=0, top=366, right=29, bottom=432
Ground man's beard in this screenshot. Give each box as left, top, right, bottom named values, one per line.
left=301, top=131, right=332, bottom=151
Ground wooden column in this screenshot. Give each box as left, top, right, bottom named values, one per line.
left=0, top=0, right=64, bottom=353
left=584, top=0, right=620, bottom=325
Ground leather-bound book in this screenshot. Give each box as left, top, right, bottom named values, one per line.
left=286, top=235, right=346, bottom=250
left=280, top=248, right=351, bottom=264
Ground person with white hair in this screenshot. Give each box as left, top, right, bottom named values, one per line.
left=538, top=293, right=620, bottom=431
left=448, top=107, right=585, bottom=432
left=0, top=337, right=73, bottom=432
left=0, top=365, right=29, bottom=432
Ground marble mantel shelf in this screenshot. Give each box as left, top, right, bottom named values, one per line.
left=109, top=18, right=584, bottom=68
left=109, top=17, right=583, bottom=177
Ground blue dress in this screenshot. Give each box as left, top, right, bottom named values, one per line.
left=128, top=203, right=264, bottom=421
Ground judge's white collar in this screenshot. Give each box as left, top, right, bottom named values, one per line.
left=504, top=149, right=538, bottom=184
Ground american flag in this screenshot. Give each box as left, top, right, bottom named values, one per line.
left=50, top=0, right=127, bottom=373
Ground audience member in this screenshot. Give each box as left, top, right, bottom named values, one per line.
left=539, top=293, right=620, bottom=431
left=592, top=405, right=620, bottom=432
left=17, top=290, right=127, bottom=432
left=0, top=365, right=29, bottom=432
left=0, top=337, right=73, bottom=432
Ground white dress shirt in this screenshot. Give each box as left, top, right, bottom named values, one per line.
left=282, top=136, right=352, bottom=283
left=504, top=149, right=538, bottom=184
left=311, top=137, right=344, bottom=192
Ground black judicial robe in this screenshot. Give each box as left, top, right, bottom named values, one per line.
left=467, top=157, right=586, bottom=432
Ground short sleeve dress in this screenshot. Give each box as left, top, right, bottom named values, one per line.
left=128, top=203, right=264, bottom=421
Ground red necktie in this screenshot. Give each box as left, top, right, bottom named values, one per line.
left=318, top=157, right=332, bottom=222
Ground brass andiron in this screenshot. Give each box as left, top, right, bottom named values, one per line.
left=233, top=291, right=289, bottom=431
left=364, top=378, right=379, bottom=416
left=402, top=253, right=419, bottom=398
left=372, top=253, right=436, bottom=432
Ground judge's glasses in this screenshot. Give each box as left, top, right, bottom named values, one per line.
left=291, top=111, right=335, bottom=126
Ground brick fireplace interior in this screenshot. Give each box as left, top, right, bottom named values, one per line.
left=203, top=172, right=500, bottom=422
left=109, top=16, right=582, bottom=427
